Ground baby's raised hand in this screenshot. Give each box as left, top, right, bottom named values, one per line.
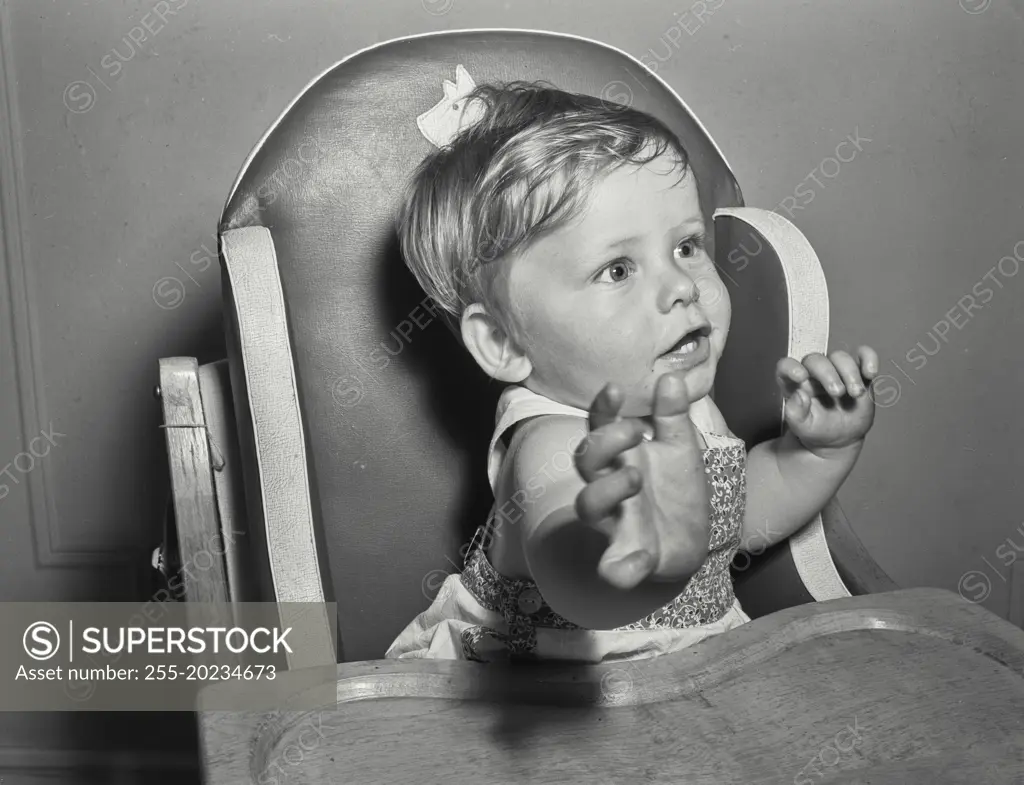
left=573, top=372, right=712, bottom=591
left=776, top=346, right=880, bottom=455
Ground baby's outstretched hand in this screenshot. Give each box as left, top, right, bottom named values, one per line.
left=573, top=372, right=712, bottom=591
left=777, top=346, right=880, bottom=455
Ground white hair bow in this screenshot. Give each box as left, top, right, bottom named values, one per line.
left=416, top=64, right=486, bottom=149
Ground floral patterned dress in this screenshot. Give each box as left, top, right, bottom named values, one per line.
left=386, top=385, right=750, bottom=663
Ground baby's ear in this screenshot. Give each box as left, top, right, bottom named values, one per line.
left=460, top=303, right=532, bottom=383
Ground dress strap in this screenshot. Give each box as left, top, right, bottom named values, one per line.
left=486, top=386, right=588, bottom=494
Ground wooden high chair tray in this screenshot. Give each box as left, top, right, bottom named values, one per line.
left=199, top=588, right=1024, bottom=784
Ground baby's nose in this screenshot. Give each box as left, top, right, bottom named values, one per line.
left=658, top=269, right=701, bottom=311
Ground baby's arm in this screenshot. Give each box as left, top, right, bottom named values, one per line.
left=518, top=373, right=711, bottom=630
left=743, top=432, right=863, bottom=548
left=742, top=348, right=879, bottom=550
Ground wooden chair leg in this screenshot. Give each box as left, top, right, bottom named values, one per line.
left=158, top=357, right=230, bottom=618
left=197, top=359, right=255, bottom=606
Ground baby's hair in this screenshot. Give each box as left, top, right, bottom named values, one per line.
left=396, top=81, right=692, bottom=341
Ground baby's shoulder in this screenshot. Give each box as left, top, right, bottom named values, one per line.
left=507, top=413, right=588, bottom=484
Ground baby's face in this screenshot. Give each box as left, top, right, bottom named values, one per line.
left=506, top=153, right=730, bottom=415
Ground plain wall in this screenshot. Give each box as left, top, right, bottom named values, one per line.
left=1, top=0, right=1022, bottom=779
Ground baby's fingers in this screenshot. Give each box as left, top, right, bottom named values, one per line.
left=575, top=466, right=643, bottom=536
left=802, top=352, right=845, bottom=397
left=588, top=382, right=625, bottom=431
left=652, top=371, right=694, bottom=442
left=599, top=548, right=657, bottom=590
left=783, top=388, right=813, bottom=425
left=575, top=419, right=646, bottom=482
left=828, top=350, right=865, bottom=397
left=857, top=346, right=879, bottom=381
left=775, top=357, right=810, bottom=396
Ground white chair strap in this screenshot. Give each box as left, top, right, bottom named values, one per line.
left=715, top=207, right=851, bottom=602
left=221, top=226, right=337, bottom=667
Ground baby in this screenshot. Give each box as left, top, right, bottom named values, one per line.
left=386, top=81, right=878, bottom=663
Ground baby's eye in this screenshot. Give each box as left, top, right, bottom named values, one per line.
left=595, top=259, right=635, bottom=284
left=674, top=233, right=706, bottom=261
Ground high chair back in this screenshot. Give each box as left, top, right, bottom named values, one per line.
left=216, top=29, right=874, bottom=664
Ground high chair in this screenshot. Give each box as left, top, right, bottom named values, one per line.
left=157, top=30, right=1024, bottom=784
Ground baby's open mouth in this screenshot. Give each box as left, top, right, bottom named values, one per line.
left=662, top=324, right=711, bottom=357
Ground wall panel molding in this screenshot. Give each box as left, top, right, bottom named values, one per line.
left=0, top=0, right=133, bottom=567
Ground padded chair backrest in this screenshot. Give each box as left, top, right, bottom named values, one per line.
left=219, top=30, right=773, bottom=662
